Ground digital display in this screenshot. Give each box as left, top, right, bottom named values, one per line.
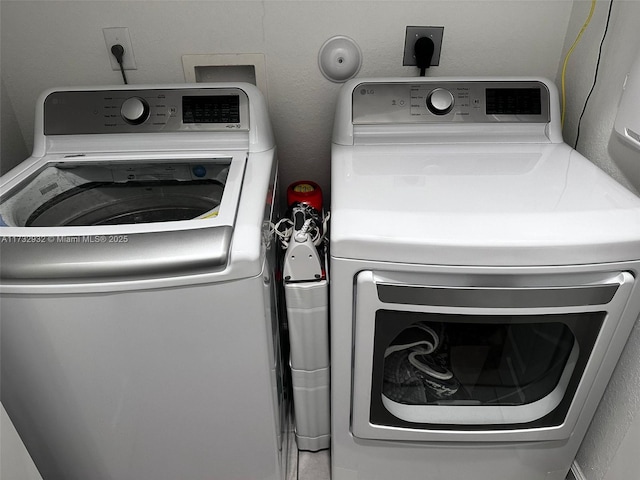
left=486, top=88, right=541, bottom=115
left=182, top=95, right=240, bottom=124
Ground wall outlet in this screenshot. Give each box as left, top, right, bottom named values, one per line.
left=403, top=26, right=444, bottom=67
left=103, top=27, right=137, bottom=71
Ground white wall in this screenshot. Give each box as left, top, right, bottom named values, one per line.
left=557, top=2, right=640, bottom=479
left=601, top=410, right=640, bottom=480
left=559, top=0, right=640, bottom=193
left=0, top=0, right=574, bottom=196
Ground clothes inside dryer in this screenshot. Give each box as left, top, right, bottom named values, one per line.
left=1, top=159, right=230, bottom=227
left=381, top=317, right=578, bottom=406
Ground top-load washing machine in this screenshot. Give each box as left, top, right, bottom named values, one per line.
left=0, top=84, right=290, bottom=480
left=329, top=77, right=640, bottom=480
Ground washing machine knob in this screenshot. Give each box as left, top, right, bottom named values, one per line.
left=121, top=97, right=150, bottom=125
left=427, top=88, right=455, bottom=115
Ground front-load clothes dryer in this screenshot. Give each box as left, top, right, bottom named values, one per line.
left=0, top=84, right=290, bottom=480
left=329, top=78, right=640, bottom=480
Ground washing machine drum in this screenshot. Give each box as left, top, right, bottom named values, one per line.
left=27, top=180, right=223, bottom=226
left=2, top=160, right=230, bottom=227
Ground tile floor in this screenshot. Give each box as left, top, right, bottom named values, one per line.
left=292, top=450, right=331, bottom=480
left=286, top=428, right=331, bottom=480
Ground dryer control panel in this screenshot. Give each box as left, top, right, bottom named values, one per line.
left=352, top=81, right=550, bottom=124
left=44, top=88, right=250, bottom=135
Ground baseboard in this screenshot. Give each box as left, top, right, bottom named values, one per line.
left=567, top=461, right=587, bottom=480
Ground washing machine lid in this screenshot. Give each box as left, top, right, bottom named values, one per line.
left=330, top=142, right=640, bottom=266
left=0, top=152, right=246, bottom=281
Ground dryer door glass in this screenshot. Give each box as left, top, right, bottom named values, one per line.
left=373, top=311, right=599, bottom=428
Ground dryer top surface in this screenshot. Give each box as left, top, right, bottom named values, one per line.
left=330, top=142, right=640, bottom=266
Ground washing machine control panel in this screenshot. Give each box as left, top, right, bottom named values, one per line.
left=43, top=88, right=250, bottom=135
left=352, top=81, right=550, bottom=124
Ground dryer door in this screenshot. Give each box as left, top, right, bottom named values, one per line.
left=351, top=269, right=635, bottom=442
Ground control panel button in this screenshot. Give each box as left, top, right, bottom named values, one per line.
left=121, top=97, right=150, bottom=125
left=427, top=88, right=454, bottom=115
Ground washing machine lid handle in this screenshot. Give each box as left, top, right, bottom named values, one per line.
left=0, top=225, right=232, bottom=282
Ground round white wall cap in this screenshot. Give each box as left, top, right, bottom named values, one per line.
left=318, top=36, right=362, bottom=83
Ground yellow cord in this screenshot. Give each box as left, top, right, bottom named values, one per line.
left=561, top=0, right=597, bottom=127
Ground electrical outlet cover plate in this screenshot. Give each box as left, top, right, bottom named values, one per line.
left=103, top=27, right=137, bottom=71
left=403, top=26, right=444, bottom=67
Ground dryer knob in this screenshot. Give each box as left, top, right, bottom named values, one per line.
left=121, top=97, right=150, bottom=125
left=427, top=88, right=455, bottom=115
